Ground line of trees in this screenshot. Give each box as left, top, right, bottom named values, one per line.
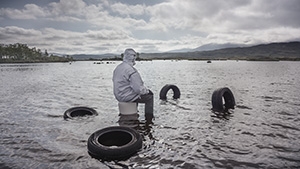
left=0, top=43, right=72, bottom=63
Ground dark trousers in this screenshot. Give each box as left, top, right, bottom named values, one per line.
left=134, top=92, right=153, bottom=120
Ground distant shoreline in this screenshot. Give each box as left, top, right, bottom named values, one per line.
left=2, top=41, right=299, bottom=63
left=0, top=60, right=71, bottom=64
left=1, top=58, right=300, bottom=64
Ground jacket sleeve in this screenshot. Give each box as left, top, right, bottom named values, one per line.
left=129, top=71, right=149, bottom=95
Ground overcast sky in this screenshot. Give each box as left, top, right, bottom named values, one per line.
left=1, top=0, right=300, bottom=54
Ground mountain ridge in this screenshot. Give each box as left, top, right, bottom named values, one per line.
left=140, top=41, right=300, bottom=61
left=71, top=41, right=300, bottom=61
left=190, top=43, right=248, bottom=52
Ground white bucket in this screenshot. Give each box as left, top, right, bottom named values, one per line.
left=118, top=102, right=138, bottom=115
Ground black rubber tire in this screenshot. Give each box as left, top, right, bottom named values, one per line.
left=211, top=87, right=235, bottom=112
left=63, top=107, right=98, bottom=119
left=87, top=126, right=143, bottom=161
left=159, top=84, right=181, bottom=100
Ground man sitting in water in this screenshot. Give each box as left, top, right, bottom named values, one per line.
left=112, top=48, right=153, bottom=120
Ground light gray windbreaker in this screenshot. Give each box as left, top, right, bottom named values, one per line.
left=112, top=49, right=148, bottom=102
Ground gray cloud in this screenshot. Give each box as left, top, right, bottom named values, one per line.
left=0, top=0, right=299, bottom=54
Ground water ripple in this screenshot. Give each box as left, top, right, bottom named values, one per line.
left=1, top=61, right=300, bottom=168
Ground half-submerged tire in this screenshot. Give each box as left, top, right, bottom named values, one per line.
left=159, top=84, right=180, bottom=100
left=211, top=87, right=235, bottom=112
left=87, top=126, right=142, bottom=161
left=64, top=107, right=98, bottom=119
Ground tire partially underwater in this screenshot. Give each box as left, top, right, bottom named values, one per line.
left=63, top=107, right=98, bottom=119
left=87, top=126, right=142, bottom=161
left=159, top=84, right=181, bottom=100
left=211, top=87, right=235, bottom=112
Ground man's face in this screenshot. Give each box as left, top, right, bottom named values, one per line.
left=132, top=53, right=137, bottom=60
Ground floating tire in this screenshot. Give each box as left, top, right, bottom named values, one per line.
left=63, top=106, right=98, bottom=119
left=211, top=87, right=235, bottom=112
left=159, top=84, right=180, bottom=100
left=87, top=126, right=142, bottom=161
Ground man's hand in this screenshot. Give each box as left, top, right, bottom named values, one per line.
left=148, top=89, right=153, bottom=95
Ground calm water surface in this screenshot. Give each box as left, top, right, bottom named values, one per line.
left=0, top=60, right=300, bottom=169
